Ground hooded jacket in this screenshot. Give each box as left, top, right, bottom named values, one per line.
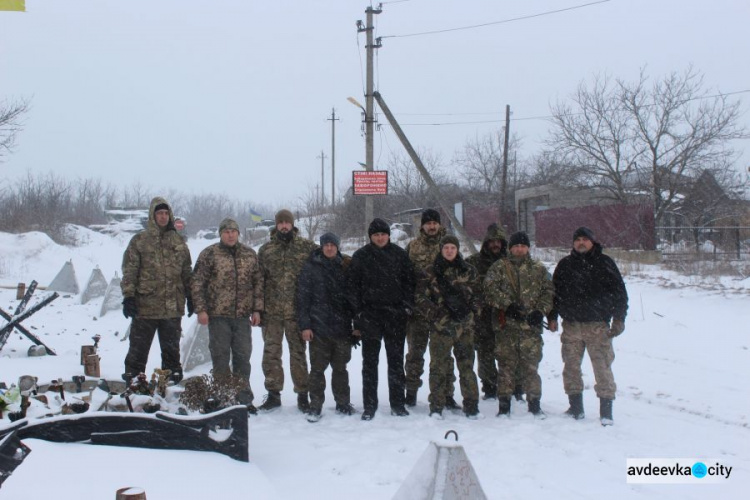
left=551, top=243, right=628, bottom=323
left=466, top=223, right=507, bottom=281
left=120, top=197, right=192, bottom=319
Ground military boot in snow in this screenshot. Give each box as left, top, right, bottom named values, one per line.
left=361, top=408, right=376, bottom=421
left=527, top=398, right=546, bottom=420
left=405, top=390, right=417, bottom=407
left=297, top=393, right=310, bottom=414
left=258, top=391, right=281, bottom=412
left=497, top=396, right=511, bottom=417
left=445, top=396, right=462, bottom=412
left=335, top=403, right=356, bottom=416
left=564, top=393, right=585, bottom=420
left=390, top=405, right=409, bottom=417
left=306, top=409, right=322, bottom=423
left=481, top=382, right=497, bottom=401
left=463, top=400, right=482, bottom=420
left=600, top=398, right=614, bottom=426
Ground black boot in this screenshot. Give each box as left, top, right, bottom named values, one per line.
left=405, top=390, right=417, bottom=407
left=497, top=396, right=511, bottom=417
left=527, top=398, right=546, bottom=419
left=445, top=395, right=462, bottom=411
left=600, top=398, right=613, bottom=426
left=463, top=400, right=480, bottom=420
left=390, top=405, right=410, bottom=417
left=297, top=393, right=310, bottom=414
left=258, top=391, right=281, bottom=412
left=481, top=382, right=497, bottom=401
left=565, top=393, right=585, bottom=420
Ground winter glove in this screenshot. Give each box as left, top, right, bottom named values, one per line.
left=526, top=310, right=544, bottom=328
left=186, top=297, right=194, bottom=317
left=505, top=303, right=525, bottom=321
left=609, top=319, right=625, bottom=337
left=350, top=333, right=361, bottom=349
left=122, top=297, right=138, bottom=319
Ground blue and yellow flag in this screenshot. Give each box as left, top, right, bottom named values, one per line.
left=249, top=208, right=262, bottom=223
left=0, top=0, right=25, bottom=12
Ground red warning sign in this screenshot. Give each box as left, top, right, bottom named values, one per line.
left=353, top=171, right=388, bottom=196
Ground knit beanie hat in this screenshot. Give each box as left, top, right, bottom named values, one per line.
left=368, top=218, right=391, bottom=237
left=219, top=218, right=240, bottom=233
left=440, top=235, right=460, bottom=250
left=320, top=232, right=341, bottom=248
left=154, top=203, right=169, bottom=213
left=275, top=209, right=294, bottom=225
left=508, top=231, right=530, bottom=248
left=573, top=226, right=596, bottom=242
left=421, top=208, right=441, bottom=226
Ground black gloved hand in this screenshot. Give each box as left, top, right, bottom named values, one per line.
left=186, top=297, right=194, bottom=317
left=122, top=297, right=138, bottom=319
left=350, top=333, right=361, bottom=349
left=505, top=303, right=525, bottom=320
left=526, top=310, right=544, bottom=328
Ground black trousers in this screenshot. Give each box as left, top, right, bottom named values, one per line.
left=360, top=310, right=407, bottom=411
left=124, top=317, right=182, bottom=375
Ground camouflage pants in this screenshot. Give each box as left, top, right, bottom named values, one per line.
left=428, top=322, right=478, bottom=410
left=405, top=316, right=456, bottom=394
left=124, top=317, right=182, bottom=375
left=495, top=323, right=543, bottom=399
left=561, top=321, right=616, bottom=400
left=308, top=335, right=352, bottom=412
left=261, top=316, right=309, bottom=394
left=208, top=317, right=253, bottom=390
left=474, top=312, right=497, bottom=390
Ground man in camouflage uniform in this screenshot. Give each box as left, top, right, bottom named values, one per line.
left=416, top=235, right=481, bottom=419
left=484, top=231, right=553, bottom=418
left=404, top=209, right=458, bottom=410
left=548, top=227, right=628, bottom=426
left=257, top=209, right=318, bottom=412
left=121, top=196, right=192, bottom=384
left=465, top=223, right=507, bottom=400
left=192, top=218, right=264, bottom=414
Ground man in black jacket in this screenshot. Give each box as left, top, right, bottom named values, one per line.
left=347, top=218, right=416, bottom=421
left=549, top=227, right=628, bottom=425
left=296, top=232, right=356, bottom=422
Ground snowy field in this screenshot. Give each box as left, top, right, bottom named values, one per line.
left=0, top=226, right=748, bottom=499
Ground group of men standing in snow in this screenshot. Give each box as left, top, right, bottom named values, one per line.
left=120, top=196, right=628, bottom=425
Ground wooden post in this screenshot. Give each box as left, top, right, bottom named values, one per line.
left=16, top=283, right=25, bottom=300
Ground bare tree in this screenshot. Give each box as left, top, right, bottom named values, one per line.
left=547, top=68, right=747, bottom=225
left=0, top=98, right=30, bottom=162
left=386, top=148, right=448, bottom=203
left=453, top=131, right=521, bottom=194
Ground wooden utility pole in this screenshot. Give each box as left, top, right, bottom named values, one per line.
left=374, top=91, right=477, bottom=255
left=500, top=104, right=510, bottom=220
left=327, top=108, right=339, bottom=207
left=359, top=5, right=381, bottom=233
left=317, top=151, right=327, bottom=206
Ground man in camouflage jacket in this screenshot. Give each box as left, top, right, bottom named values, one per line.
left=192, top=218, right=264, bottom=413
left=483, top=231, right=553, bottom=418
left=465, top=223, right=508, bottom=400
left=257, top=209, right=318, bottom=412
left=416, top=235, right=481, bottom=419
left=404, top=209, right=458, bottom=409
left=121, top=196, right=192, bottom=383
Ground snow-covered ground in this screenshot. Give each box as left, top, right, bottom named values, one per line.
left=0, top=226, right=748, bottom=499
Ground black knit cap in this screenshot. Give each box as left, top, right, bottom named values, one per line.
left=154, top=203, right=169, bottom=213
left=320, top=232, right=340, bottom=248
left=508, top=231, right=530, bottom=248
left=421, top=208, right=441, bottom=226
left=368, top=218, right=391, bottom=237
left=440, top=234, right=460, bottom=250
left=573, top=226, right=596, bottom=242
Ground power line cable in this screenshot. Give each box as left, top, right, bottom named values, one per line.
left=381, top=0, right=611, bottom=39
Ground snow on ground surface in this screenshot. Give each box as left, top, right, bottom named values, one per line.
left=0, top=225, right=748, bottom=499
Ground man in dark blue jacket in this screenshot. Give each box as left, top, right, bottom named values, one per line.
left=296, top=232, right=356, bottom=422
left=347, top=218, right=416, bottom=421
left=549, top=227, right=628, bottom=425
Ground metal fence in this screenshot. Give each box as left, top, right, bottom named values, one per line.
left=656, top=226, right=750, bottom=260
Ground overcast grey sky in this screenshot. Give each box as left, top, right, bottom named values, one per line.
left=1, top=0, right=748, bottom=209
